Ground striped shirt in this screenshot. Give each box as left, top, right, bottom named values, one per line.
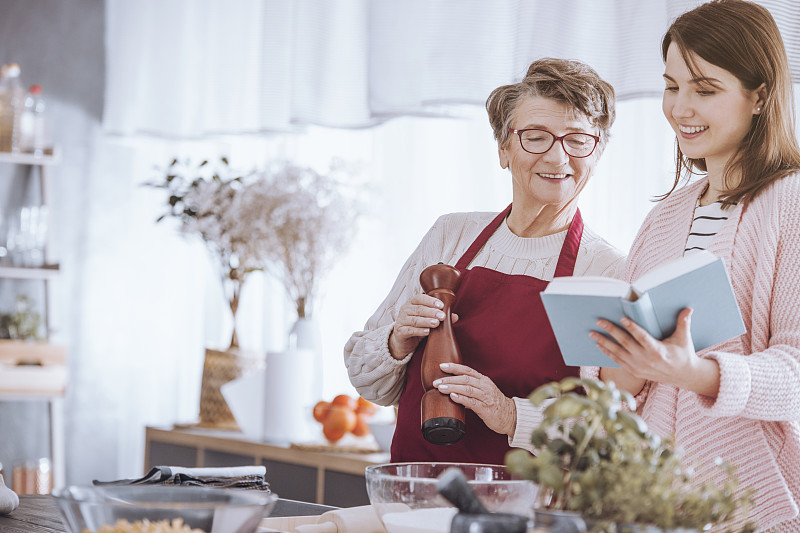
left=684, top=200, right=732, bottom=255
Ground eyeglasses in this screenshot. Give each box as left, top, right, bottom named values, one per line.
left=508, top=128, right=600, bottom=158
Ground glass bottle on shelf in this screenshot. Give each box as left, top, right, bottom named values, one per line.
left=20, top=84, right=50, bottom=156
left=0, top=207, right=7, bottom=264
left=0, top=63, right=25, bottom=153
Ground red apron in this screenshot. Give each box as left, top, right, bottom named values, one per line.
left=390, top=205, right=583, bottom=464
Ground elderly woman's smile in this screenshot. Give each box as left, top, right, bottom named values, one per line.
left=499, top=95, right=601, bottom=235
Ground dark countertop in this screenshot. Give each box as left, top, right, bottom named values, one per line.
left=0, top=496, right=65, bottom=533
left=0, top=494, right=336, bottom=532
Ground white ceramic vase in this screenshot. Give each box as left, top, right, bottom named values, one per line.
left=287, top=316, right=321, bottom=351
left=221, top=348, right=317, bottom=444
left=221, top=317, right=324, bottom=443
left=287, top=316, right=323, bottom=396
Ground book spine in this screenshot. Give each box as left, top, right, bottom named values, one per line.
left=621, top=294, right=663, bottom=339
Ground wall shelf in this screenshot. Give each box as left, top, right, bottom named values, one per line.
left=0, top=150, right=65, bottom=492
left=0, top=149, right=60, bottom=166
left=0, top=340, right=67, bottom=397
left=0, top=265, right=60, bottom=280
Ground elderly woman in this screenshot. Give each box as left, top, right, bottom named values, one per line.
left=344, top=57, right=625, bottom=464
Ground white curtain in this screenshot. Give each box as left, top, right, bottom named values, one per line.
left=104, top=0, right=703, bottom=135
left=103, top=0, right=800, bottom=136
left=64, top=0, right=800, bottom=484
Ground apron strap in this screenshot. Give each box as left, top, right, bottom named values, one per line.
left=455, top=204, right=513, bottom=270
left=554, top=208, right=584, bottom=277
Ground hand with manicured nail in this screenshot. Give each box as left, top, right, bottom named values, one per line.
left=389, top=293, right=459, bottom=360
left=433, top=362, right=516, bottom=437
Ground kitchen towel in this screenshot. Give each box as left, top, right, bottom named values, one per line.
left=94, top=465, right=270, bottom=491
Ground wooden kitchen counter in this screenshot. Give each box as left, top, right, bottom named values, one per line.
left=0, top=495, right=65, bottom=533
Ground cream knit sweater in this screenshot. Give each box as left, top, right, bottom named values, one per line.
left=584, top=175, right=800, bottom=532
left=344, top=209, right=625, bottom=447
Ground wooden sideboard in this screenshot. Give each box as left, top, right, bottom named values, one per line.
left=144, top=426, right=390, bottom=508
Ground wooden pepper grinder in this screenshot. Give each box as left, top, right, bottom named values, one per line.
left=419, top=263, right=466, bottom=445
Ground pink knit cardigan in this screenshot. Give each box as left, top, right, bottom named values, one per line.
left=585, top=174, right=800, bottom=531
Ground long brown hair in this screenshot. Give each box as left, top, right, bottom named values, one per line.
left=660, top=0, right=800, bottom=205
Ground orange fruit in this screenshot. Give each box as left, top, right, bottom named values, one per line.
left=323, top=406, right=357, bottom=443
left=331, top=394, right=357, bottom=410
left=351, top=414, right=371, bottom=437
left=323, top=422, right=348, bottom=443
left=355, top=397, right=378, bottom=416
left=312, top=400, right=331, bottom=423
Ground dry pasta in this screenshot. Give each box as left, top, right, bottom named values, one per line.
left=83, top=518, right=206, bottom=533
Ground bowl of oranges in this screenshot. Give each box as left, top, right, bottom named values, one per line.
left=312, top=394, right=380, bottom=444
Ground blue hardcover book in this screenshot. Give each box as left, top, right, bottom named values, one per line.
left=540, top=250, right=746, bottom=368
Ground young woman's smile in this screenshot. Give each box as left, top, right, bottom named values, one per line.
left=677, top=124, right=709, bottom=139
left=662, top=42, right=762, bottom=176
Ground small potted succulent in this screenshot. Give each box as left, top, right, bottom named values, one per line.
left=0, top=295, right=44, bottom=340
left=505, top=377, right=755, bottom=533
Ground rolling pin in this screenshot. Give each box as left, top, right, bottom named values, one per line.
left=291, top=503, right=410, bottom=533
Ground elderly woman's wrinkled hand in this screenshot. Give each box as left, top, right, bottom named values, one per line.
left=433, top=363, right=517, bottom=437
left=389, top=293, right=459, bottom=360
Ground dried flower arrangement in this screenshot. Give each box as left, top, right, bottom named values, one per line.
left=254, top=159, right=361, bottom=319
left=148, top=157, right=360, bottom=348
left=506, top=377, right=755, bottom=533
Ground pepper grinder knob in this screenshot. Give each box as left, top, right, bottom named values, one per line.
left=419, top=263, right=466, bottom=445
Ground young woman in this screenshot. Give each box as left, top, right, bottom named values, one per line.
left=589, top=1, right=800, bottom=530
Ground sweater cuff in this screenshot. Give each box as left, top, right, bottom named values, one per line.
left=508, top=397, right=542, bottom=451
left=580, top=366, right=600, bottom=381
left=581, top=366, right=650, bottom=411
left=694, top=351, right=751, bottom=416
left=377, top=323, right=414, bottom=367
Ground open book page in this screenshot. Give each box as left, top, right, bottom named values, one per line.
left=544, top=276, right=632, bottom=298
left=631, top=250, right=717, bottom=296
left=540, top=250, right=744, bottom=367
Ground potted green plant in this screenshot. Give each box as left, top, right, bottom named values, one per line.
left=505, top=377, right=755, bottom=533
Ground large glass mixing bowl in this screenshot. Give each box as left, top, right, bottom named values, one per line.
left=53, top=485, right=277, bottom=533
left=365, top=462, right=537, bottom=533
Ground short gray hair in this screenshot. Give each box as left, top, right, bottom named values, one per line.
left=486, top=57, right=616, bottom=149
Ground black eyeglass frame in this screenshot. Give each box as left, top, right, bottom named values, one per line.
left=507, top=128, right=600, bottom=158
